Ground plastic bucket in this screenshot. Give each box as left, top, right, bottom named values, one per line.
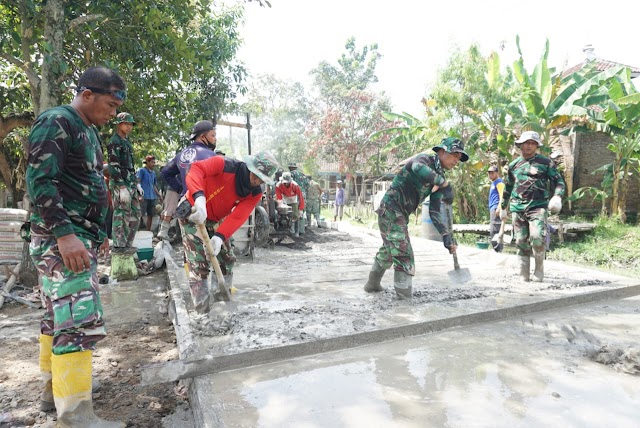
left=421, top=201, right=442, bottom=241
left=132, top=231, right=153, bottom=249
left=136, top=248, right=154, bottom=261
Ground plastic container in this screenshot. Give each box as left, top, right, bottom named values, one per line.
left=476, top=241, right=490, bottom=249
left=421, top=201, right=442, bottom=241
left=132, top=231, right=153, bottom=249
left=136, top=248, right=154, bottom=261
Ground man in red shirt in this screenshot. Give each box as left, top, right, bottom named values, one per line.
left=275, top=172, right=305, bottom=237
left=182, top=151, right=278, bottom=312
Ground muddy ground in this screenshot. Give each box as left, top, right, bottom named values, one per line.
left=1, top=224, right=638, bottom=427
left=0, top=269, right=189, bottom=428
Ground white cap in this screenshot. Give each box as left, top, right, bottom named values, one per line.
left=336, top=180, right=342, bottom=184
left=515, top=131, right=543, bottom=147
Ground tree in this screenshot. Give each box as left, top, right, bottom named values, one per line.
left=241, top=74, right=310, bottom=167
left=308, top=38, right=393, bottom=207
left=0, top=0, right=248, bottom=199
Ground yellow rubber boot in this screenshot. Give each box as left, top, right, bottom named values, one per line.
left=52, top=350, right=124, bottom=428
left=39, top=334, right=55, bottom=412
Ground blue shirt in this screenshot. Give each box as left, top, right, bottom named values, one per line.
left=335, top=187, right=345, bottom=206
left=488, top=177, right=504, bottom=210
left=137, top=167, right=157, bottom=200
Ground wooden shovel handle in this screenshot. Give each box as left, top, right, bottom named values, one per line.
left=197, top=223, right=230, bottom=300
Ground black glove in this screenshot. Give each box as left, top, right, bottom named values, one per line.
left=442, top=233, right=453, bottom=250
left=440, top=185, right=454, bottom=204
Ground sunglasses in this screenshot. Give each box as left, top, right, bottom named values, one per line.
left=76, top=86, right=126, bottom=101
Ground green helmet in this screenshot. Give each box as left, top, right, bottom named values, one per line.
left=432, top=137, right=469, bottom=162
left=244, top=151, right=279, bottom=185
left=113, top=112, right=136, bottom=125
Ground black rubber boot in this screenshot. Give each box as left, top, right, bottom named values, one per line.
left=364, top=261, right=386, bottom=293
left=394, top=270, right=413, bottom=300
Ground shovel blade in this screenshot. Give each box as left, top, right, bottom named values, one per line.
left=448, top=267, right=472, bottom=283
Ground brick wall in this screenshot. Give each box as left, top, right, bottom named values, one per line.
left=572, top=132, right=639, bottom=217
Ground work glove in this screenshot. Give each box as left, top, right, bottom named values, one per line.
left=118, top=186, right=130, bottom=205
left=188, top=196, right=207, bottom=224
left=137, top=183, right=144, bottom=197
left=210, top=235, right=223, bottom=256
left=440, top=185, right=454, bottom=204
left=548, top=195, right=562, bottom=214
left=499, top=208, right=508, bottom=221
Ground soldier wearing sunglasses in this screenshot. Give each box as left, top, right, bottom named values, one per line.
left=26, top=66, right=127, bottom=427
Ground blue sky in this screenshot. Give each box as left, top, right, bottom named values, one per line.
left=236, top=0, right=640, bottom=116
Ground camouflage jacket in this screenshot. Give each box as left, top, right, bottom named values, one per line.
left=290, top=170, right=309, bottom=196
left=107, top=132, right=136, bottom=186
left=26, top=105, right=108, bottom=243
left=378, top=153, right=449, bottom=236
left=501, top=154, right=565, bottom=212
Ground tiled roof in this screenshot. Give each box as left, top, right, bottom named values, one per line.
left=562, top=59, right=640, bottom=78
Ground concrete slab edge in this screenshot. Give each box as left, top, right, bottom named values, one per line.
left=162, top=243, right=222, bottom=428
left=142, top=280, right=640, bottom=386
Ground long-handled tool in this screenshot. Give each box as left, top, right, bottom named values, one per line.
left=491, top=217, right=513, bottom=252
left=197, top=223, right=231, bottom=302
left=445, top=203, right=472, bottom=283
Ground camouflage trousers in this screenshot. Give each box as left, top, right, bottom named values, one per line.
left=179, top=218, right=236, bottom=309
left=29, top=234, right=106, bottom=355
left=374, top=207, right=414, bottom=275
left=111, top=183, right=141, bottom=248
left=513, top=207, right=547, bottom=257
left=306, top=199, right=321, bottom=222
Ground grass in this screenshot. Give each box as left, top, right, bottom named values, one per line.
left=323, top=205, right=640, bottom=278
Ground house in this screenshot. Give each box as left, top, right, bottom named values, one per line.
left=555, top=46, right=640, bottom=217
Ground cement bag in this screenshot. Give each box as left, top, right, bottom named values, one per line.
left=0, top=208, right=28, bottom=222
left=153, top=240, right=165, bottom=269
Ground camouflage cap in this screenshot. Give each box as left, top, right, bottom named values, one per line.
left=113, top=112, right=135, bottom=125
left=432, top=137, right=469, bottom=162
left=288, top=162, right=298, bottom=169
left=488, top=165, right=498, bottom=173
left=189, top=120, right=215, bottom=140
left=244, top=151, right=279, bottom=185
left=282, top=172, right=293, bottom=183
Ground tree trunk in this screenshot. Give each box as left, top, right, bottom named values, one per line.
left=18, top=0, right=67, bottom=287
left=39, top=0, right=66, bottom=112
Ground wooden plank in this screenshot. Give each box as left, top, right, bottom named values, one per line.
left=217, top=119, right=250, bottom=130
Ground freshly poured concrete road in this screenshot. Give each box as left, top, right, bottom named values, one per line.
left=161, top=224, right=640, bottom=427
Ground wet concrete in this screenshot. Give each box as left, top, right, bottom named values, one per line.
left=159, top=223, right=640, bottom=427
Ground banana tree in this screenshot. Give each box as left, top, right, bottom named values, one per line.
left=512, top=36, right=631, bottom=202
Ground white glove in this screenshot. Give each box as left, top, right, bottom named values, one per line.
left=188, top=196, right=207, bottom=224
left=548, top=195, right=562, bottom=214
left=499, top=208, right=508, bottom=221
left=137, top=183, right=144, bottom=197
left=210, top=235, right=223, bottom=256
left=118, top=186, right=130, bottom=205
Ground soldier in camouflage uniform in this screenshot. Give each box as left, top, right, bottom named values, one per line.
left=108, top=112, right=141, bottom=252
left=500, top=131, right=565, bottom=282
left=306, top=175, right=323, bottom=227
left=27, top=67, right=125, bottom=427
left=364, top=137, right=469, bottom=300
left=289, top=163, right=308, bottom=231
left=181, top=151, right=279, bottom=313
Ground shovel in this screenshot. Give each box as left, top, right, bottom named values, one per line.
left=491, top=218, right=513, bottom=252
left=444, top=203, right=472, bottom=283
left=197, top=223, right=231, bottom=302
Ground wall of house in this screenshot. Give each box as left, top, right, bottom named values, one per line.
left=572, top=132, right=639, bottom=217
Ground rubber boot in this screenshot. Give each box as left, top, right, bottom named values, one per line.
left=364, top=261, right=386, bottom=293
left=39, top=334, right=55, bottom=412
left=299, top=216, right=306, bottom=235
left=52, top=350, right=125, bottom=428
left=157, top=220, right=171, bottom=240
left=533, top=248, right=545, bottom=282
left=519, top=255, right=531, bottom=282
left=294, top=220, right=300, bottom=237
left=394, top=270, right=413, bottom=300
